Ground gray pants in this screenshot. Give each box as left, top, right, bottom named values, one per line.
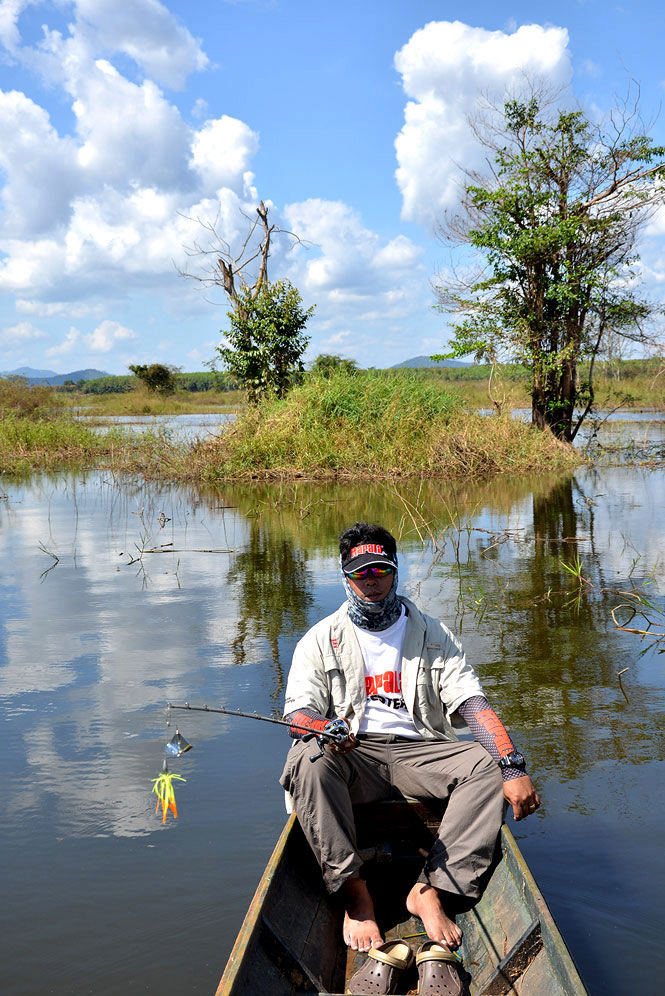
left=280, top=733, right=504, bottom=897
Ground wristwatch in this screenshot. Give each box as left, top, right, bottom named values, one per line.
left=498, top=750, right=527, bottom=771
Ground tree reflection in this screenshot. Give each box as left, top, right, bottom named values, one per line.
left=532, top=476, right=580, bottom=558
left=435, top=473, right=665, bottom=788
left=225, top=520, right=314, bottom=702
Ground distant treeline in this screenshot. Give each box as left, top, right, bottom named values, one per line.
left=55, top=357, right=662, bottom=395
left=60, top=371, right=242, bottom=394
left=400, top=357, right=664, bottom=383
left=401, top=363, right=530, bottom=382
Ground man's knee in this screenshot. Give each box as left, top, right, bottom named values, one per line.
left=466, top=743, right=503, bottom=791
left=280, top=742, right=348, bottom=796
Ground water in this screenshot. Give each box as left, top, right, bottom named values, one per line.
left=1, top=428, right=665, bottom=995
left=75, top=411, right=235, bottom=440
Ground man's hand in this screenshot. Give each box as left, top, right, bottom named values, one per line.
left=503, top=774, right=540, bottom=821
left=325, top=718, right=357, bottom=755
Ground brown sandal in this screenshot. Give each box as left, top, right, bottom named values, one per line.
left=416, top=941, right=463, bottom=996
left=346, top=939, right=414, bottom=995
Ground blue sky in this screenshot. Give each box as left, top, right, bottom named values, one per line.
left=1, top=0, right=664, bottom=375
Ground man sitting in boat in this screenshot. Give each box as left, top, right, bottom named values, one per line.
left=280, top=521, right=540, bottom=955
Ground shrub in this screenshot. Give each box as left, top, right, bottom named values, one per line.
left=0, top=377, right=60, bottom=417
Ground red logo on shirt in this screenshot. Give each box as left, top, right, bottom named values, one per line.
left=365, top=670, right=402, bottom=695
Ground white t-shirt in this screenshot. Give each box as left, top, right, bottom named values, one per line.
left=354, top=607, right=422, bottom=738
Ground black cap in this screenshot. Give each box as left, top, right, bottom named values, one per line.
left=342, top=542, right=397, bottom=574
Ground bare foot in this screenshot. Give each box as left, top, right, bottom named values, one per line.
left=342, top=878, right=384, bottom=952
left=406, top=883, right=462, bottom=950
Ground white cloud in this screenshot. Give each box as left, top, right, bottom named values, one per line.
left=0, top=236, right=74, bottom=296
left=284, top=199, right=425, bottom=298
left=46, top=326, right=81, bottom=357
left=281, top=198, right=436, bottom=363
left=0, top=320, right=46, bottom=346
left=74, top=0, right=208, bottom=89
left=71, top=60, right=192, bottom=190
left=580, top=59, right=601, bottom=78
left=0, top=0, right=31, bottom=52
left=394, top=21, right=572, bottom=224
left=87, top=319, right=136, bottom=352
left=5, top=0, right=208, bottom=91
left=0, top=90, right=80, bottom=235
left=192, top=97, right=208, bottom=119
left=0, top=2, right=442, bottom=368
left=189, top=116, right=259, bottom=191
left=323, top=330, right=353, bottom=346
left=0, top=2, right=264, bottom=318
left=645, top=203, right=665, bottom=238
left=374, top=236, right=423, bottom=270
left=16, top=298, right=103, bottom=319
left=0, top=0, right=215, bottom=249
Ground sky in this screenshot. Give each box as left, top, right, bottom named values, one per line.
left=1, top=0, right=665, bottom=375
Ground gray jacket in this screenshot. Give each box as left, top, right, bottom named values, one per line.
left=283, top=597, right=485, bottom=740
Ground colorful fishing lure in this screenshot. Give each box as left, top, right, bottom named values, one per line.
left=151, top=764, right=186, bottom=823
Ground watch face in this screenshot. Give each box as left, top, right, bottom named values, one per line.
left=501, top=751, right=526, bottom=769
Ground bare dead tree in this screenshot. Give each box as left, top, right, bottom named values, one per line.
left=178, top=200, right=305, bottom=315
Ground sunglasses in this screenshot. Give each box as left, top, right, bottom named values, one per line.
left=346, top=565, right=395, bottom=580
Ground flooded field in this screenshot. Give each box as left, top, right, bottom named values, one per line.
left=1, top=427, right=665, bottom=995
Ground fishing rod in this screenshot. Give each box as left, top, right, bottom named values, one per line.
left=167, top=702, right=350, bottom=761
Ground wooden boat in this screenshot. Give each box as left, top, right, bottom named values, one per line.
left=216, top=800, right=588, bottom=996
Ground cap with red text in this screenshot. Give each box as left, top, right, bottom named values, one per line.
left=341, top=542, right=398, bottom=575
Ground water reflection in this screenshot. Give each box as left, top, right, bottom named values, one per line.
left=225, top=520, right=313, bottom=700
left=1, top=461, right=664, bottom=996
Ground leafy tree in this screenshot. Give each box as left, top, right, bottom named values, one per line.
left=434, top=90, right=665, bottom=441
left=180, top=199, right=313, bottom=403
left=218, top=279, right=314, bottom=403
left=309, top=353, right=359, bottom=377
left=129, top=363, right=180, bottom=394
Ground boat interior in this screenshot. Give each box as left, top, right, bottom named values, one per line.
left=216, top=800, right=586, bottom=996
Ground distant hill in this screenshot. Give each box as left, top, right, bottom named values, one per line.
left=2, top=365, right=59, bottom=379
left=390, top=355, right=470, bottom=369
left=1, top=367, right=111, bottom=386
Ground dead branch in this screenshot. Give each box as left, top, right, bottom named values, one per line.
left=178, top=201, right=308, bottom=309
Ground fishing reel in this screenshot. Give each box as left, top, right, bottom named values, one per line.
left=303, top=718, right=351, bottom=762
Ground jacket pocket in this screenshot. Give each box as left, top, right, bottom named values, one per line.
left=424, top=641, right=445, bottom=664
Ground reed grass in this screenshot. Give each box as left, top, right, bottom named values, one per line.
left=0, top=413, right=118, bottom=474
left=0, top=378, right=188, bottom=474
left=0, top=413, right=195, bottom=476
